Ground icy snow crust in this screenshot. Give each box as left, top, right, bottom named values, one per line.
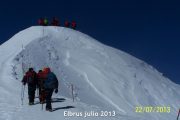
left=0, top=26, right=179, bottom=120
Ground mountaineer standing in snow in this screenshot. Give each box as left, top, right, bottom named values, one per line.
left=51, top=17, right=60, bottom=26
left=22, top=68, right=38, bottom=105
left=38, top=18, right=44, bottom=26
left=43, top=18, right=49, bottom=26
left=43, top=67, right=59, bottom=112
left=71, top=21, right=77, bottom=29
left=64, top=20, right=70, bottom=27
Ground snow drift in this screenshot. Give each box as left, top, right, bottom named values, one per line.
left=0, top=26, right=179, bottom=120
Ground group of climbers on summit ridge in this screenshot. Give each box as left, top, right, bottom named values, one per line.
left=22, top=67, right=59, bottom=112
left=38, top=17, right=77, bottom=29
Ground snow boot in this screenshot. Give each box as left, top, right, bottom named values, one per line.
left=29, top=102, right=34, bottom=105
left=46, top=108, right=53, bottom=112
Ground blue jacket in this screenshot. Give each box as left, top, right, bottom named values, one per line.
left=44, top=72, right=59, bottom=89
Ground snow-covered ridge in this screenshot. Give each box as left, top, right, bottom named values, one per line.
left=0, top=26, right=179, bottom=120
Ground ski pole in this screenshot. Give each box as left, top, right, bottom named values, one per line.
left=177, top=109, right=180, bottom=120
left=41, top=90, right=45, bottom=110
left=71, top=84, right=74, bottom=102
left=42, top=101, right=43, bottom=110
left=36, top=88, right=39, bottom=98
left=22, top=85, right=25, bottom=104
left=21, top=84, right=25, bottom=105
left=41, top=90, right=43, bottom=110
left=21, top=85, right=23, bottom=105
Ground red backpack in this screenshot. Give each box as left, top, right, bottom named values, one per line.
left=71, top=21, right=76, bottom=29
left=51, top=17, right=60, bottom=26
left=38, top=18, right=44, bottom=25
left=65, top=21, right=70, bottom=27
left=37, top=72, right=46, bottom=87
left=25, top=71, right=36, bottom=84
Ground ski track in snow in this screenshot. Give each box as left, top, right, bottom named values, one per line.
left=64, top=50, right=126, bottom=114
left=64, top=50, right=70, bottom=66
left=83, top=72, right=126, bottom=115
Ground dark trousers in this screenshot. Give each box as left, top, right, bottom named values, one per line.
left=39, top=88, right=46, bottom=102
left=28, top=86, right=36, bottom=103
left=45, top=89, right=54, bottom=109
left=39, top=87, right=42, bottom=101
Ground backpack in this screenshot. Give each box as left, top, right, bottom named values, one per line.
left=65, top=21, right=70, bottom=27
left=44, top=72, right=57, bottom=89
left=37, top=72, right=45, bottom=88
left=38, top=18, right=43, bottom=25
left=44, top=19, right=48, bottom=26
left=26, top=72, right=36, bottom=84
left=71, top=21, right=76, bottom=29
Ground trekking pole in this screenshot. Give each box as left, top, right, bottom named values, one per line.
left=37, top=88, right=39, bottom=98
left=41, top=90, right=45, bottom=111
left=21, top=84, right=25, bottom=105
left=21, top=85, right=23, bottom=105
left=177, top=109, right=180, bottom=120
left=71, top=84, right=74, bottom=102
left=43, top=26, right=44, bottom=37
left=42, top=101, right=43, bottom=110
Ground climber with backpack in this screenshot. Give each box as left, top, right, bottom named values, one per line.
left=43, top=18, right=49, bottom=26
left=38, top=18, right=44, bottom=26
left=64, top=20, right=70, bottom=27
left=43, top=67, right=59, bottom=112
left=71, top=21, right=76, bottom=29
left=22, top=68, right=38, bottom=105
left=51, top=17, right=60, bottom=26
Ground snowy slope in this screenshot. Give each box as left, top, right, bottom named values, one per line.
left=0, top=26, right=180, bottom=120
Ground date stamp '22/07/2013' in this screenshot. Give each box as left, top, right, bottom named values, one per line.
left=135, top=106, right=171, bottom=113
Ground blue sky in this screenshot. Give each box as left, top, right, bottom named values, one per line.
left=0, top=0, right=180, bottom=84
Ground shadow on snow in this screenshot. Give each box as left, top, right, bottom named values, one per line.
left=52, top=106, right=75, bottom=112
left=52, top=98, right=66, bottom=103
left=33, top=98, right=66, bottom=105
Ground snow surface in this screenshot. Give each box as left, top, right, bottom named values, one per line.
left=0, top=26, right=180, bottom=120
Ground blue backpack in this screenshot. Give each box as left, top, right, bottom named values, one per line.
left=44, top=72, right=57, bottom=89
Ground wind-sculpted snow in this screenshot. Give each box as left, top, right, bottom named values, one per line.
left=0, top=26, right=179, bottom=120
